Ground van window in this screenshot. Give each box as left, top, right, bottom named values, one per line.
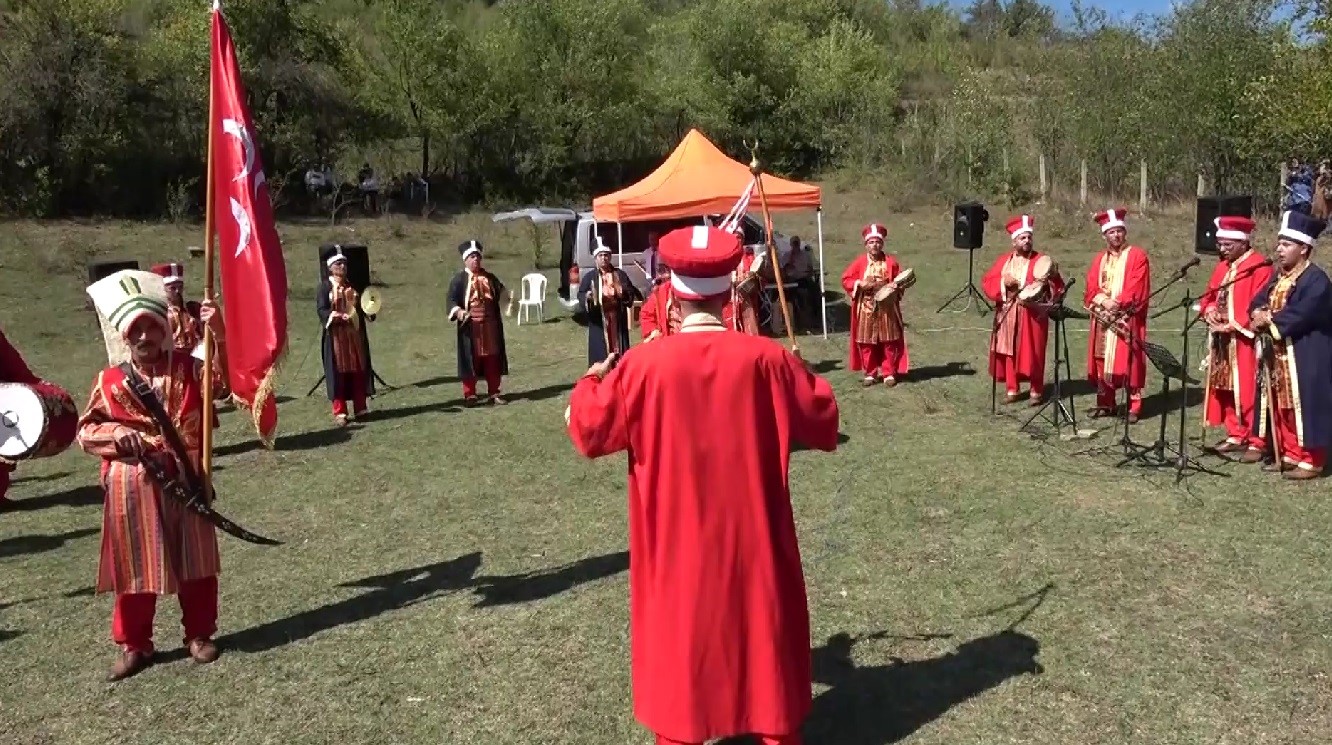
left=591, top=219, right=697, bottom=254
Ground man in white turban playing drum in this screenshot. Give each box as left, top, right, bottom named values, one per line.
left=79, top=269, right=230, bottom=681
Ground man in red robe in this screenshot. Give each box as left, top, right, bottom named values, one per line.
left=1198, top=216, right=1273, bottom=456
left=982, top=214, right=1067, bottom=404
left=730, top=234, right=764, bottom=335
left=150, top=263, right=203, bottom=355
left=565, top=224, right=840, bottom=745
left=0, top=325, right=42, bottom=510
left=1084, top=207, right=1151, bottom=422
left=80, top=269, right=230, bottom=680
left=841, top=223, right=911, bottom=386
left=639, top=262, right=681, bottom=341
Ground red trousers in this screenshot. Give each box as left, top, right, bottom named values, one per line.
left=462, top=355, right=503, bottom=398
left=112, top=576, right=218, bottom=654
left=656, top=735, right=800, bottom=745
left=1272, top=408, right=1327, bottom=472
left=997, top=354, right=1044, bottom=397
left=1091, top=358, right=1141, bottom=413
left=1213, top=390, right=1264, bottom=450
left=331, top=370, right=368, bottom=417
left=856, top=342, right=904, bottom=379
left=0, top=462, right=12, bottom=503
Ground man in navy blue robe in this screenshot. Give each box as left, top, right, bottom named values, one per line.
left=1247, top=211, right=1332, bottom=480
left=578, top=240, right=641, bottom=365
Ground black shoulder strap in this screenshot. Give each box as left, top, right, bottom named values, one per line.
left=117, top=362, right=203, bottom=490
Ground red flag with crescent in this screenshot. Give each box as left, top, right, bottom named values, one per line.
left=210, top=2, right=287, bottom=446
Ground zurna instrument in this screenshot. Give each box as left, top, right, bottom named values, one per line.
left=0, top=381, right=79, bottom=461
left=873, top=268, right=916, bottom=303
left=1017, top=256, right=1058, bottom=304
left=1087, top=301, right=1132, bottom=341
left=735, top=271, right=761, bottom=295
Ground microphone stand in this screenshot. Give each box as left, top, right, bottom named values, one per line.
left=1021, top=277, right=1079, bottom=438
left=1112, top=261, right=1225, bottom=481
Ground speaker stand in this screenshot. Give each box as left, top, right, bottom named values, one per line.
left=937, top=248, right=993, bottom=315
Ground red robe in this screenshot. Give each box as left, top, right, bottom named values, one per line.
left=1084, top=246, right=1151, bottom=388
left=981, top=250, right=1066, bottom=384
left=730, top=252, right=764, bottom=335
left=639, top=283, right=681, bottom=341
left=566, top=327, right=840, bottom=742
left=840, top=252, right=911, bottom=374
left=1, top=326, right=40, bottom=498
left=76, top=353, right=224, bottom=594
left=1198, top=250, right=1272, bottom=429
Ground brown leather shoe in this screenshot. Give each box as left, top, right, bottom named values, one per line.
left=883, top=377, right=898, bottom=388
left=1238, top=449, right=1266, bottom=464
left=1283, top=468, right=1321, bottom=481
left=1127, top=412, right=1140, bottom=424
left=861, top=376, right=878, bottom=387
left=489, top=395, right=508, bottom=405
left=188, top=638, right=219, bottom=664
left=1029, top=392, right=1045, bottom=406
left=1213, top=440, right=1243, bottom=453
left=1005, top=393, right=1021, bottom=404
left=108, top=650, right=153, bottom=681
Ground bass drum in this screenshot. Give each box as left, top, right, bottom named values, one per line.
left=0, top=381, right=79, bottom=461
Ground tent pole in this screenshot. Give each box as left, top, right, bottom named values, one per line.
left=616, top=222, right=624, bottom=269
left=817, top=208, right=827, bottom=339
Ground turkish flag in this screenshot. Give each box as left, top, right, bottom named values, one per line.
left=210, top=3, right=287, bottom=447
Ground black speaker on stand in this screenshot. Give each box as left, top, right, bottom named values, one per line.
left=1194, top=195, right=1253, bottom=255
left=938, top=202, right=993, bottom=314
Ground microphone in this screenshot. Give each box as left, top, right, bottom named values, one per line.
left=1176, top=256, right=1202, bottom=276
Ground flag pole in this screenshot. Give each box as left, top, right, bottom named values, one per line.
left=746, top=141, right=800, bottom=358
left=201, top=1, right=218, bottom=490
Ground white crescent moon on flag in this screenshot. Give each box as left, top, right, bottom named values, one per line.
left=230, top=197, right=252, bottom=257
left=221, top=118, right=254, bottom=183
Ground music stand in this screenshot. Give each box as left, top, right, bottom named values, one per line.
left=1115, top=288, right=1224, bottom=482
left=1022, top=301, right=1084, bottom=438
left=937, top=248, right=993, bottom=315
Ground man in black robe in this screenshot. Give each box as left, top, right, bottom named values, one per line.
left=317, top=245, right=375, bottom=423
left=447, top=240, right=509, bottom=405
left=578, top=241, right=642, bottom=365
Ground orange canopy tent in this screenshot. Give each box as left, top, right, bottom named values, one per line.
left=592, top=129, right=829, bottom=337
left=592, top=129, right=821, bottom=221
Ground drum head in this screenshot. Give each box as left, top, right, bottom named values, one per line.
left=873, top=284, right=895, bottom=302
left=897, top=268, right=916, bottom=285
left=1018, top=284, right=1043, bottom=301
left=0, top=383, right=46, bottom=459
left=1032, top=255, right=1054, bottom=280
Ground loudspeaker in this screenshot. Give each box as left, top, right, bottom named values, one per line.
left=1195, top=195, right=1253, bottom=254
left=953, top=202, right=989, bottom=250
left=318, top=243, right=370, bottom=291
left=86, top=260, right=141, bottom=285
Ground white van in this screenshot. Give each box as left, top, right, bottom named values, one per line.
left=492, top=207, right=788, bottom=311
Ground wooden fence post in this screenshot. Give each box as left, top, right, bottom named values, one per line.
left=1197, top=173, right=1206, bottom=197
left=1080, top=159, right=1088, bottom=205
left=1139, top=159, right=1148, bottom=211
left=1039, top=153, right=1047, bottom=203
left=1279, top=161, right=1288, bottom=208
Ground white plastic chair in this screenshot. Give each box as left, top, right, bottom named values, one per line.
left=518, top=273, right=548, bottom=324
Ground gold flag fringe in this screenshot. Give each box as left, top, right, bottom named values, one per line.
left=228, top=341, right=288, bottom=450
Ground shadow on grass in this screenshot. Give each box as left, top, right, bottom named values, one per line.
left=214, top=426, right=352, bottom=458
left=0, top=526, right=99, bottom=559
left=907, top=361, right=976, bottom=383
left=219, top=549, right=629, bottom=654
left=804, top=629, right=1043, bottom=744
left=6, top=485, right=103, bottom=512
left=11, top=471, right=73, bottom=485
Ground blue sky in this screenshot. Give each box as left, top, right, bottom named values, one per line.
left=948, top=0, right=1179, bottom=23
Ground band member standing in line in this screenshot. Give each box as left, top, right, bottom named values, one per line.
left=729, top=232, right=765, bottom=336
left=1084, top=208, right=1150, bottom=422
left=639, top=262, right=681, bottom=341
left=79, top=269, right=230, bottom=680
left=1198, top=216, right=1273, bottom=456
left=982, top=215, right=1066, bottom=405
left=317, top=248, right=375, bottom=425
left=0, top=325, right=42, bottom=510
left=579, top=239, right=641, bottom=364
left=151, top=263, right=203, bottom=355
left=447, top=240, right=509, bottom=406
left=1247, top=211, right=1332, bottom=479
left=566, top=224, right=839, bottom=745
left=841, top=223, right=911, bottom=387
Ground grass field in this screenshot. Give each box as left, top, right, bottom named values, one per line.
left=2, top=188, right=1330, bottom=745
